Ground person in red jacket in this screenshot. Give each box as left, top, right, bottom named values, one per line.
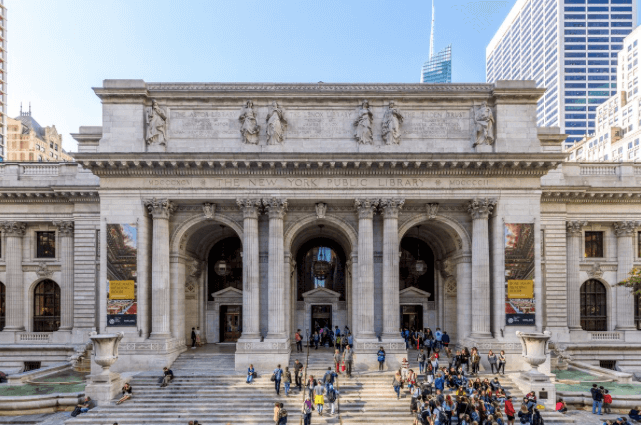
left=504, top=395, right=516, bottom=425
left=603, top=389, right=613, bottom=414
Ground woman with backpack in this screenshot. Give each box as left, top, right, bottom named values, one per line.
left=517, top=404, right=532, bottom=424
left=393, top=369, right=402, bottom=399
left=277, top=402, right=288, bottom=424
left=377, top=346, right=386, bottom=371
left=283, top=367, right=292, bottom=396
left=302, top=396, right=313, bottom=425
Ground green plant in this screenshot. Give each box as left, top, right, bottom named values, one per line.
left=617, top=267, right=641, bottom=296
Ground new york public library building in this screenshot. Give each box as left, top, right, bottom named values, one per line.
left=0, top=79, right=640, bottom=374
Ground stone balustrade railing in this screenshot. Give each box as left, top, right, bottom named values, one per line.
left=589, top=331, right=621, bottom=341
left=579, top=164, right=618, bottom=175
left=20, top=164, right=60, bottom=176
left=18, top=333, right=52, bottom=343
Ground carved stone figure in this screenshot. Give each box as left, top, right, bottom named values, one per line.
left=145, top=100, right=168, bottom=146
left=266, top=101, right=287, bottom=145
left=203, top=203, right=216, bottom=219
left=381, top=101, right=403, bottom=145
left=315, top=203, right=327, bottom=219
left=238, top=100, right=260, bottom=144
left=473, top=101, right=494, bottom=147
left=354, top=100, right=373, bottom=144
left=426, top=203, right=439, bottom=219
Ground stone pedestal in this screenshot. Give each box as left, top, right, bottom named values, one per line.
left=85, top=332, right=124, bottom=405
left=514, top=331, right=556, bottom=410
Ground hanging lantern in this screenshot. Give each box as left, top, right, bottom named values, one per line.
left=412, top=259, right=427, bottom=276
left=215, top=260, right=231, bottom=276
left=312, top=259, right=332, bottom=280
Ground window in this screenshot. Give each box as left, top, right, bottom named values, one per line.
left=36, top=232, right=55, bottom=258
left=638, top=232, right=641, bottom=258
left=33, top=280, right=60, bottom=332
left=0, top=282, right=4, bottom=331
left=585, top=231, right=604, bottom=257
left=635, top=291, right=641, bottom=329
left=580, top=279, right=607, bottom=331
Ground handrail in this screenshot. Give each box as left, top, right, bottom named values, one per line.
left=299, top=330, right=311, bottom=425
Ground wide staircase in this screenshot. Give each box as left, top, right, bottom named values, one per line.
left=66, top=345, right=573, bottom=424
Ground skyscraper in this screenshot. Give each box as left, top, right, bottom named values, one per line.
left=0, top=1, right=6, bottom=161
left=421, top=0, right=452, bottom=84
left=486, top=0, right=637, bottom=148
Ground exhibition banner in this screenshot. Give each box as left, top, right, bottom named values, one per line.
left=504, top=223, right=535, bottom=326
left=106, top=224, right=138, bottom=326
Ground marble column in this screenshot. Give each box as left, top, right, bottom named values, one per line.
left=566, top=221, right=587, bottom=330
left=381, top=198, right=405, bottom=339
left=354, top=199, right=378, bottom=340
left=170, top=257, right=187, bottom=343
left=53, top=221, right=74, bottom=332
left=144, top=198, right=175, bottom=339
left=0, top=222, right=26, bottom=331
left=614, top=221, right=636, bottom=330
left=264, top=198, right=288, bottom=340
left=467, top=198, right=496, bottom=339
left=455, top=256, right=473, bottom=342
left=236, top=198, right=261, bottom=340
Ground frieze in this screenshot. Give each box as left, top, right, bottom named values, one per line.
left=147, top=83, right=494, bottom=92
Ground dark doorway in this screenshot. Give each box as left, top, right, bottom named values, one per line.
left=400, top=305, right=423, bottom=331
left=208, top=237, right=243, bottom=300
left=34, top=280, right=60, bottom=332
left=311, top=305, right=332, bottom=331
left=580, top=279, right=607, bottom=331
left=399, top=236, right=435, bottom=300
left=220, top=305, right=242, bottom=342
left=296, top=238, right=346, bottom=300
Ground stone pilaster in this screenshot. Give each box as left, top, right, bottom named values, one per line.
left=0, top=222, right=26, bottom=331
left=614, top=221, right=636, bottom=330
left=467, top=198, right=496, bottom=339
left=381, top=198, right=404, bottom=339
left=144, top=198, right=175, bottom=339
left=566, top=221, right=587, bottom=330
left=236, top=198, right=261, bottom=341
left=354, top=198, right=378, bottom=340
left=264, top=198, right=288, bottom=340
left=53, top=221, right=74, bottom=332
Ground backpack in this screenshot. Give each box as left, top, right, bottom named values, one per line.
left=328, top=388, right=337, bottom=402
left=303, top=403, right=312, bottom=415
left=604, top=394, right=612, bottom=404
left=278, top=408, right=288, bottom=418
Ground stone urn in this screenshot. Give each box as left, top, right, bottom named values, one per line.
left=90, top=332, right=124, bottom=377
left=516, top=330, right=551, bottom=376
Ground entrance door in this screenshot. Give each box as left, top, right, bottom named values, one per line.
left=400, top=305, right=423, bottom=330
left=220, top=305, right=242, bottom=342
left=311, top=305, right=332, bottom=331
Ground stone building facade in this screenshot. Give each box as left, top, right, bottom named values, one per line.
left=0, top=79, right=639, bottom=373
left=6, top=110, right=74, bottom=162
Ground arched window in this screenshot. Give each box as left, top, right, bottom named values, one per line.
left=34, top=280, right=60, bottom=332
left=0, top=282, right=5, bottom=331
left=580, top=279, right=607, bottom=331
left=207, top=237, right=243, bottom=300
left=296, top=238, right=346, bottom=300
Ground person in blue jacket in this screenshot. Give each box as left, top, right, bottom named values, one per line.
left=434, top=372, right=445, bottom=391
left=377, top=346, right=386, bottom=371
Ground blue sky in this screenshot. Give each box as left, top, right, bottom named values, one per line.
left=7, top=1, right=640, bottom=152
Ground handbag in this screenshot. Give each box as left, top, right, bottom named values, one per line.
left=341, top=361, right=346, bottom=372
left=271, top=373, right=276, bottom=382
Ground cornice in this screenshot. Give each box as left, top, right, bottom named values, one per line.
left=542, top=187, right=641, bottom=203
left=74, top=153, right=565, bottom=178
left=0, top=188, right=100, bottom=203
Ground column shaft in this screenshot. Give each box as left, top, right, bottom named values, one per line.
left=265, top=198, right=287, bottom=339
left=1, top=222, right=26, bottom=331
left=54, top=221, right=74, bottom=331
left=355, top=199, right=378, bottom=340
left=237, top=198, right=261, bottom=340
left=144, top=198, right=175, bottom=339
left=467, top=198, right=496, bottom=339
left=381, top=199, right=404, bottom=338
left=456, top=258, right=472, bottom=342
left=615, top=222, right=636, bottom=330
left=566, top=221, right=586, bottom=330
left=170, top=259, right=186, bottom=342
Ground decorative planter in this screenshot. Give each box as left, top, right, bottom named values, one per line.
left=516, top=330, right=551, bottom=375
left=89, top=332, right=123, bottom=377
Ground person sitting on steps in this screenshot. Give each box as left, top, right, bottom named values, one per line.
left=159, top=366, right=174, bottom=388
left=116, top=383, right=133, bottom=405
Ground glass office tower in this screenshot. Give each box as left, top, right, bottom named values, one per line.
left=421, top=45, right=453, bottom=84
left=486, top=0, right=637, bottom=147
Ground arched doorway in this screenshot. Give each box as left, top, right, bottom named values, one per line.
left=207, top=236, right=243, bottom=342
left=580, top=279, right=607, bottom=331
left=34, top=280, right=60, bottom=332
left=0, top=281, right=5, bottom=331
left=399, top=236, right=435, bottom=331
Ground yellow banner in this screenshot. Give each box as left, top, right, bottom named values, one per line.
left=507, top=280, right=534, bottom=299
left=109, top=280, right=135, bottom=300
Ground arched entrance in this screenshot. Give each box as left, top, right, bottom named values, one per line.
left=170, top=215, right=243, bottom=345
left=580, top=279, right=607, bottom=331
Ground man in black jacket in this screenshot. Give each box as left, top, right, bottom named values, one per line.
left=160, top=367, right=174, bottom=387
left=191, top=327, right=197, bottom=349
left=590, top=383, right=603, bottom=415
left=294, top=359, right=303, bottom=391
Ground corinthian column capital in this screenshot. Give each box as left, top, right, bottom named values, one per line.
left=566, top=220, right=588, bottom=235
left=613, top=221, right=637, bottom=237
left=466, top=198, right=496, bottom=220
left=236, top=198, right=262, bottom=219
left=380, top=198, right=405, bottom=218
left=144, top=198, right=176, bottom=219
left=354, top=198, right=379, bottom=219
left=0, top=221, right=26, bottom=237
left=53, top=221, right=75, bottom=236
left=263, top=198, right=288, bottom=219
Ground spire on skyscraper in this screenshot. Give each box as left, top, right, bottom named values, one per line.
left=429, top=0, right=435, bottom=60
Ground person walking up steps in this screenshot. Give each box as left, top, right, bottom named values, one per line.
left=343, top=345, right=353, bottom=377
left=190, top=327, right=197, bottom=349
left=334, top=349, right=341, bottom=373
left=302, top=396, right=313, bottom=425
left=272, top=364, right=283, bottom=395
left=377, top=346, right=386, bottom=371
left=283, top=367, right=292, bottom=396
left=393, top=369, right=402, bottom=399
left=314, top=379, right=325, bottom=416
left=294, top=360, right=303, bottom=391
left=295, top=329, right=303, bottom=353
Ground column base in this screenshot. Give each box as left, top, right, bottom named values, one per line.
left=235, top=339, right=291, bottom=372
left=149, top=332, right=172, bottom=340
left=85, top=371, right=123, bottom=406
left=2, top=327, right=24, bottom=332
left=470, top=332, right=493, bottom=339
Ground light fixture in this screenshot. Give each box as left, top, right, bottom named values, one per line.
left=412, top=225, right=427, bottom=276
left=215, top=225, right=231, bottom=276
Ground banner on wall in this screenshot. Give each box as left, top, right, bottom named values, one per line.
left=106, top=224, right=138, bottom=326
left=504, top=223, right=535, bottom=326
